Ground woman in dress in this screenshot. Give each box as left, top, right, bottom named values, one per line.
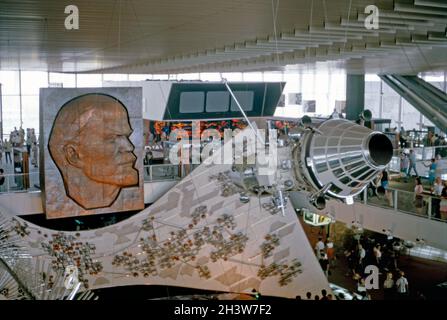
left=424, top=158, right=437, bottom=185
left=414, top=177, right=425, bottom=215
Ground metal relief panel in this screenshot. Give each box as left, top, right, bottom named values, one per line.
left=40, top=88, right=144, bottom=219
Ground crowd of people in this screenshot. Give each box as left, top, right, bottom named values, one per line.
left=343, top=235, right=413, bottom=300
left=395, top=128, right=447, bottom=154
left=295, top=289, right=334, bottom=300
left=309, top=229, right=430, bottom=301
left=398, top=150, right=447, bottom=219
left=0, top=127, right=38, bottom=191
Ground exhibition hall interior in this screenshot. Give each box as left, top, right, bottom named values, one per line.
left=0, top=0, right=447, bottom=301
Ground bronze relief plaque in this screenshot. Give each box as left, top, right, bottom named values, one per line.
left=40, top=88, right=144, bottom=219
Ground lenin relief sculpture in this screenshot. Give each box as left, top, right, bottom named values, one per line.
left=48, top=94, right=139, bottom=210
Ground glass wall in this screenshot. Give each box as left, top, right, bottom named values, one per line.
left=364, top=71, right=445, bottom=133
left=2, top=69, right=444, bottom=140
left=0, top=70, right=349, bottom=139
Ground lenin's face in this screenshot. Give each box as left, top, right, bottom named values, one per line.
left=77, top=102, right=138, bottom=187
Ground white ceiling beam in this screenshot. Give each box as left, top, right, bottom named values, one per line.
left=394, top=2, right=447, bottom=16
left=357, top=13, right=436, bottom=27
left=380, top=10, right=447, bottom=23
left=309, top=26, right=381, bottom=37
left=341, top=19, right=416, bottom=31
left=414, top=0, right=447, bottom=9
left=324, top=22, right=397, bottom=34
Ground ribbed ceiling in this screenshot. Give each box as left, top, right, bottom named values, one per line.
left=0, top=0, right=446, bottom=74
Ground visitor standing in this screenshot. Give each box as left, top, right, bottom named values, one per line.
left=315, top=237, right=325, bottom=259
left=408, top=149, right=419, bottom=178
left=4, top=139, right=12, bottom=164
left=395, top=271, right=409, bottom=299
left=431, top=177, right=443, bottom=219
left=414, top=177, right=425, bottom=215
left=400, top=152, right=409, bottom=182
left=383, top=272, right=394, bottom=300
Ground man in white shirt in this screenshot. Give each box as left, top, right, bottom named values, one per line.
left=396, top=271, right=409, bottom=299
left=315, top=237, right=325, bottom=259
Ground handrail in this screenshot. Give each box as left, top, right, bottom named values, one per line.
left=0, top=163, right=201, bottom=194
left=388, top=146, right=447, bottom=179
left=356, top=186, right=447, bottom=223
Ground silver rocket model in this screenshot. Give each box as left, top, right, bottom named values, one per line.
left=226, top=116, right=394, bottom=215
left=289, top=118, right=393, bottom=211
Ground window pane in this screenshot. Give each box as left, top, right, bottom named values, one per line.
left=283, top=73, right=301, bottom=100
left=264, top=72, right=283, bottom=82
left=401, top=101, right=419, bottom=131
left=422, top=74, right=444, bottom=82
left=206, top=91, right=229, bottom=112
left=302, top=73, right=315, bottom=99
left=200, top=73, right=221, bottom=81
left=129, top=74, right=152, bottom=81
left=365, top=94, right=380, bottom=118
left=230, top=91, right=254, bottom=111
left=243, top=72, right=262, bottom=82
left=331, top=73, right=346, bottom=100
left=381, top=96, right=400, bottom=127
left=21, top=96, right=39, bottom=134
left=103, top=74, right=128, bottom=81
left=0, top=71, right=20, bottom=95
left=21, top=71, right=48, bottom=95
left=221, top=72, right=242, bottom=81
left=177, top=73, right=200, bottom=80
left=49, top=73, right=76, bottom=88
left=316, top=73, right=329, bottom=93
left=179, top=92, right=204, bottom=113
left=365, top=74, right=381, bottom=82
left=2, top=95, right=21, bottom=136
left=152, top=74, right=169, bottom=80
left=76, top=74, right=102, bottom=87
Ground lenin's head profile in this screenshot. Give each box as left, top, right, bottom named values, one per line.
left=48, top=93, right=138, bottom=209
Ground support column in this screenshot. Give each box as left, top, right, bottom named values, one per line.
left=345, top=74, right=365, bottom=120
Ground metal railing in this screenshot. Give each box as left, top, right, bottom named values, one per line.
left=356, top=187, right=447, bottom=223
left=0, top=163, right=202, bottom=194
left=0, top=172, right=40, bottom=194
left=392, top=145, right=447, bottom=160
left=143, top=163, right=200, bottom=182
left=143, top=164, right=181, bottom=182
left=389, top=146, right=447, bottom=179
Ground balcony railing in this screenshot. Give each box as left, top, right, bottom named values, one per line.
left=355, top=187, right=447, bottom=223
left=389, top=146, right=447, bottom=180
left=0, top=163, right=202, bottom=194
